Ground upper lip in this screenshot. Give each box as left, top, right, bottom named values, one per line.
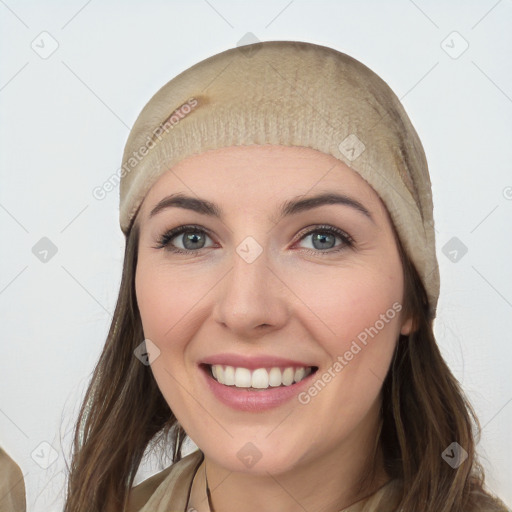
left=200, top=353, right=317, bottom=370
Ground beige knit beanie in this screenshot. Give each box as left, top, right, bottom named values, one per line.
left=119, top=40, right=440, bottom=318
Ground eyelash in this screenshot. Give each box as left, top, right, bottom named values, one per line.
left=153, top=224, right=355, bottom=256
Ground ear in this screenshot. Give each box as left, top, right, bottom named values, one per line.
left=400, top=315, right=414, bottom=336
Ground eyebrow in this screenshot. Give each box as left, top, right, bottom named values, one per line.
left=149, top=192, right=374, bottom=223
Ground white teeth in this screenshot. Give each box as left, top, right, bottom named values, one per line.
left=294, top=367, right=305, bottom=382
left=282, top=367, right=294, bottom=386
left=209, top=364, right=313, bottom=389
left=251, top=368, right=269, bottom=389
left=268, top=367, right=282, bottom=387
left=224, top=365, right=235, bottom=385
left=234, top=367, right=252, bottom=387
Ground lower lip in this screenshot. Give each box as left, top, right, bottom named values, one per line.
left=199, top=364, right=317, bottom=412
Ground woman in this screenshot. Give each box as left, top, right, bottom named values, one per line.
left=64, top=41, right=509, bottom=512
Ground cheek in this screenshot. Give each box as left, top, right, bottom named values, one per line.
left=291, top=268, right=403, bottom=440
left=135, top=260, right=201, bottom=345
left=135, top=264, right=168, bottom=340
left=292, top=263, right=403, bottom=389
left=294, top=261, right=403, bottom=335
left=135, top=260, right=201, bottom=419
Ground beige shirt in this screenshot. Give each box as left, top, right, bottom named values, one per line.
left=128, top=450, right=403, bottom=512
left=0, top=447, right=26, bottom=512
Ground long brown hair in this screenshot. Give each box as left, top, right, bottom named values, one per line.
left=63, top=216, right=508, bottom=512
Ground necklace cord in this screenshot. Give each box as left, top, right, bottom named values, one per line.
left=205, top=463, right=215, bottom=512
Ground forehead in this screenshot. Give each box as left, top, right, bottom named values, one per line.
left=140, top=145, right=381, bottom=212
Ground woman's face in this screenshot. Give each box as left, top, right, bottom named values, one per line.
left=135, top=144, right=412, bottom=475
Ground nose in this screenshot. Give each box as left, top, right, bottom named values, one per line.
left=213, top=244, right=290, bottom=338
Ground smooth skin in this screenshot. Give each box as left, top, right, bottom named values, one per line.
left=134, top=144, right=413, bottom=512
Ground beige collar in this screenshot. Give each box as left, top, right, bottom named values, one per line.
left=136, top=450, right=204, bottom=512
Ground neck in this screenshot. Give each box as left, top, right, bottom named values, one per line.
left=188, top=404, right=390, bottom=512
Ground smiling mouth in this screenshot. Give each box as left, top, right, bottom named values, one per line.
left=202, top=363, right=319, bottom=391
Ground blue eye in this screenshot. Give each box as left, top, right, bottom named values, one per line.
left=154, top=224, right=354, bottom=256
left=297, top=225, right=354, bottom=253
left=154, top=225, right=214, bottom=254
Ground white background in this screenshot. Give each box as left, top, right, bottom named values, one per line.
left=1, top=1, right=511, bottom=510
